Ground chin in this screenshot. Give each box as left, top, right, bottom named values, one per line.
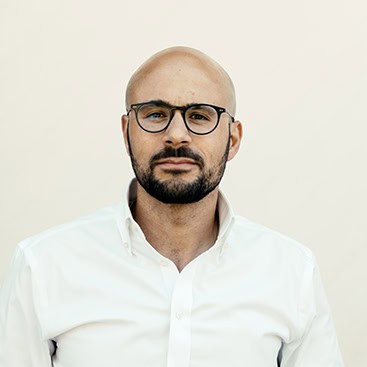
left=157, top=170, right=199, bottom=181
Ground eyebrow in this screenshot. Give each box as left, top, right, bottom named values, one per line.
left=144, top=99, right=196, bottom=109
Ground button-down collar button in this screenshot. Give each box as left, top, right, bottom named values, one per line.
left=160, top=259, right=169, bottom=267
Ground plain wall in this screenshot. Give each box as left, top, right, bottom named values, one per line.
left=1, top=0, right=366, bottom=365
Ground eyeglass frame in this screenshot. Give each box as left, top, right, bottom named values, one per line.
left=126, top=99, right=235, bottom=135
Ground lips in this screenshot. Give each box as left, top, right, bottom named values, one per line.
left=154, top=158, right=199, bottom=170
left=149, top=147, right=204, bottom=169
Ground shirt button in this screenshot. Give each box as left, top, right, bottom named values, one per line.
left=176, top=311, right=184, bottom=320
left=123, top=242, right=129, bottom=248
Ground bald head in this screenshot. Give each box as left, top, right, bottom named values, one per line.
left=125, top=47, right=236, bottom=116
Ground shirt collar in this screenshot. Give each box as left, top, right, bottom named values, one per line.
left=115, top=178, right=235, bottom=256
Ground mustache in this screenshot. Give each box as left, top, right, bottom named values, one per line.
left=150, top=147, right=204, bottom=168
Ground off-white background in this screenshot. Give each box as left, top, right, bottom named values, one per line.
left=1, top=0, right=366, bottom=365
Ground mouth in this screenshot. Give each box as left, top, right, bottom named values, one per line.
left=154, top=158, right=199, bottom=171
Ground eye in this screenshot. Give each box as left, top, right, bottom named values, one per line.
left=189, top=113, right=209, bottom=121
left=146, top=112, right=166, bottom=120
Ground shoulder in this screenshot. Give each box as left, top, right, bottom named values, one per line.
left=17, top=204, right=120, bottom=259
left=228, top=214, right=315, bottom=267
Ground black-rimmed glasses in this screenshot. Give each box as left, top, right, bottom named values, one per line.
left=127, top=100, right=235, bottom=135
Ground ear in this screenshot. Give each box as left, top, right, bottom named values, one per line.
left=227, top=120, right=243, bottom=161
left=121, top=114, right=130, bottom=156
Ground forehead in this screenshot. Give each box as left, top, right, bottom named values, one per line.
left=128, top=55, right=234, bottom=111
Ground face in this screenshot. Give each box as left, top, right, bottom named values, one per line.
left=122, top=55, right=242, bottom=204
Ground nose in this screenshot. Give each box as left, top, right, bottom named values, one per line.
left=163, top=110, right=192, bottom=147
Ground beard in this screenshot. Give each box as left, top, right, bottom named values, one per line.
left=127, top=132, right=230, bottom=204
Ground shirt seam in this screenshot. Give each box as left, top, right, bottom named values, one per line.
left=22, top=246, right=49, bottom=341
left=294, top=255, right=317, bottom=344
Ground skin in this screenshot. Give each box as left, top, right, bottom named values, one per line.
left=121, top=47, right=243, bottom=272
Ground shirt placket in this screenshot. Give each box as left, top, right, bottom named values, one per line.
left=165, top=263, right=196, bottom=367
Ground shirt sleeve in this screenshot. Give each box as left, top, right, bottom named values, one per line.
left=0, top=243, right=53, bottom=367
left=280, top=257, right=345, bottom=366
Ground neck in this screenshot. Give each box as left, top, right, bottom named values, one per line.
left=133, top=183, right=220, bottom=272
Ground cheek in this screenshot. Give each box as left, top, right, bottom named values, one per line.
left=197, top=130, right=229, bottom=163
left=128, top=127, right=158, bottom=162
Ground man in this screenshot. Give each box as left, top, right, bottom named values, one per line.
left=0, top=47, right=344, bottom=366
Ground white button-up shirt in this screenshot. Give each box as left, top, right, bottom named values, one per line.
left=0, top=181, right=344, bottom=366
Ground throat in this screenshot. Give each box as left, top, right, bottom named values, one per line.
left=168, top=218, right=218, bottom=271
left=152, top=226, right=219, bottom=272
left=133, top=188, right=220, bottom=271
